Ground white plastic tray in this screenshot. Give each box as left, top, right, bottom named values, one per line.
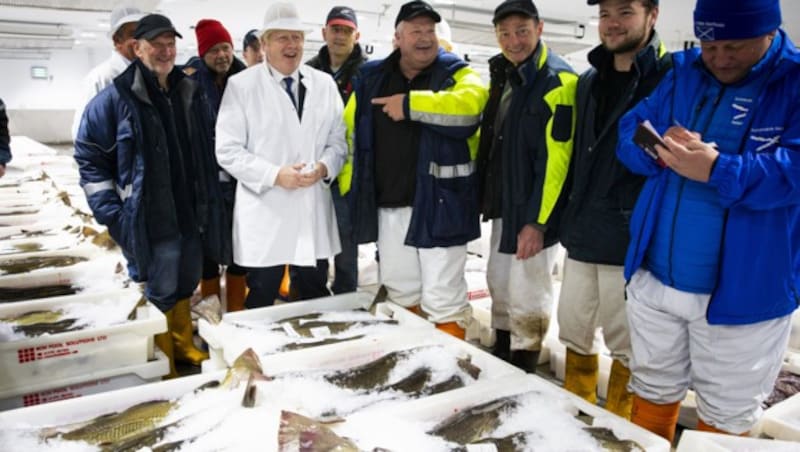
left=677, top=430, right=800, bottom=451
left=0, top=289, right=166, bottom=392
left=0, top=350, right=170, bottom=411
left=199, top=291, right=435, bottom=368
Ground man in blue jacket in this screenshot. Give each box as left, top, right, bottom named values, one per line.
left=344, top=0, right=488, bottom=339
left=75, top=14, right=226, bottom=378
left=184, top=19, right=248, bottom=312
left=617, top=0, right=800, bottom=441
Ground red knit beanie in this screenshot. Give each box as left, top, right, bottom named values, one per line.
left=195, top=19, right=232, bottom=56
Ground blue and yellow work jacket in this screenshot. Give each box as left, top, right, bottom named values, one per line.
left=343, top=49, right=489, bottom=248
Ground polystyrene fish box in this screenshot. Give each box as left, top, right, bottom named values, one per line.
left=0, top=350, right=170, bottom=411
left=362, top=373, right=671, bottom=452
left=756, top=392, right=800, bottom=441
left=199, top=291, right=435, bottom=368
left=0, top=289, right=166, bottom=392
left=677, top=430, right=800, bottom=452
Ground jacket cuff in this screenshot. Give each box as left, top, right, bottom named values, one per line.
left=403, top=95, right=411, bottom=121
left=707, top=152, right=739, bottom=194
left=531, top=222, right=548, bottom=233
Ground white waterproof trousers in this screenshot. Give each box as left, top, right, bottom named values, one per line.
left=487, top=219, right=557, bottom=351
left=626, top=269, right=791, bottom=433
left=557, top=258, right=632, bottom=366
left=377, top=207, right=471, bottom=324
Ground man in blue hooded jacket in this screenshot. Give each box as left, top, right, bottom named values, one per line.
left=617, top=0, right=800, bottom=440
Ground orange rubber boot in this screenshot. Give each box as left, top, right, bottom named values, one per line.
left=631, top=395, right=681, bottom=443
left=697, top=419, right=749, bottom=436
left=200, top=276, right=221, bottom=298
left=436, top=322, right=466, bottom=340
left=225, top=272, right=247, bottom=312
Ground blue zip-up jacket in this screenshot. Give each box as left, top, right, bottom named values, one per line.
left=74, top=61, right=228, bottom=280
left=617, top=29, right=800, bottom=325
left=346, top=49, right=489, bottom=248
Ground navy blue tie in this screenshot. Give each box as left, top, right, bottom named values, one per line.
left=283, top=77, right=296, bottom=108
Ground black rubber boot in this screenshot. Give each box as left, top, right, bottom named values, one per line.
left=510, top=350, right=540, bottom=374
left=492, top=329, right=511, bottom=362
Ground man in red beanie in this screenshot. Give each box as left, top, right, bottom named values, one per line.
left=183, top=19, right=249, bottom=312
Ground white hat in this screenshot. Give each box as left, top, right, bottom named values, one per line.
left=109, top=4, right=145, bottom=38
left=261, top=2, right=308, bottom=35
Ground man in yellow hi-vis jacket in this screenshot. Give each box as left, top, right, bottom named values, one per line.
left=476, top=0, right=577, bottom=372
left=343, top=0, right=488, bottom=339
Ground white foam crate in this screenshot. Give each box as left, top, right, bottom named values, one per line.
left=0, top=349, right=170, bottom=411
left=678, top=430, right=800, bottom=451
left=0, top=289, right=166, bottom=392
left=364, top=372, right=670, bottom=452
left=199, top=291, right=435, bottom=369
left=755, top=392, right=800, bottom=441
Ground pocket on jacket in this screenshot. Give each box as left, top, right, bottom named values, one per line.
left=107, top=210, right=133, bottom=254
left=431, top=182, right=473, bottom=241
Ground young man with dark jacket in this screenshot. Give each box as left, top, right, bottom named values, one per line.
left=476, top=0, right=576, bottom=371
left=557, top=0, right=670, bottom=419
left=183, top=19, right=248, bottom=311
left=306, top=6, right=367, bottom=295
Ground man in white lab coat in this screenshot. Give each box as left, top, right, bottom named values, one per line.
left=215, top=2, right=347, bottom=309
left=71, top=4, right=144, bottom=139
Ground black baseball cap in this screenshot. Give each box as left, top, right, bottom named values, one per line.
left=133, top=14, right=182, bottom=40
left=493, top=0, right=539, bottom=25
left=395, top=1, right=442, bottom=27
left=587, top=0, right=658, bottom=3
left=327, top=6, right=358, bottom=29
left=242, top=29, right=259, bottom=50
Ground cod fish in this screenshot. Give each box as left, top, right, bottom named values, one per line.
left=0, top=255, right=88, bottom=275
left=278, top=411, right=359, bottom=452
left=324, top=348, right=419, bottom=390
left=284, top=319, right=399, bottom=338
left=583, top=427, right=645, bottom=452
left=46, top=399, right=175, bottom=446
left=0, top=241, right=45, bottom=255
left=281, top=334, right=365, bottom=352
left=0, top=284, right=77, bottom=302
left=0, top=309, right=81, bottom=336
left=429, top=395, right=520, bottom=444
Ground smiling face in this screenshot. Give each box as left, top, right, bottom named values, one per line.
left=700, top=33, right=774, bottom=85
left=395, top=16, right=439, bottom=72
left=495, top=14, right=542, bottom=66
left=135, top=32, right=177, bottom=80
left=597, top=0, right=657, bottom=55
left=322, top=24, right=359, bottom=62
left=202, top=41, right=234, bottom=75
left=262, top=29, right=304, bottom=75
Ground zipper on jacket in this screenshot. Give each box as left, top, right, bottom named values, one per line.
left=666, top=88, right=725, bottom=286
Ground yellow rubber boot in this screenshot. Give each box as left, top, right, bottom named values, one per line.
left=200, top=276, right=221, bottom=298
left=563, top=349, right=599, bottom=404
left=154, top=332, right=179, bottom=379
left=225, top=272, right=247, bottom=312
left=154, top=308, right=179, bottom=379
left=605, top=360, right=634, bottom=419
left=436, top=322, right=466, bottom=340
left=170, top=298, right=209, bottom=366
left=697, top=419, right=749, bottom=436
left=631, top=395, right=681, bottom=443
